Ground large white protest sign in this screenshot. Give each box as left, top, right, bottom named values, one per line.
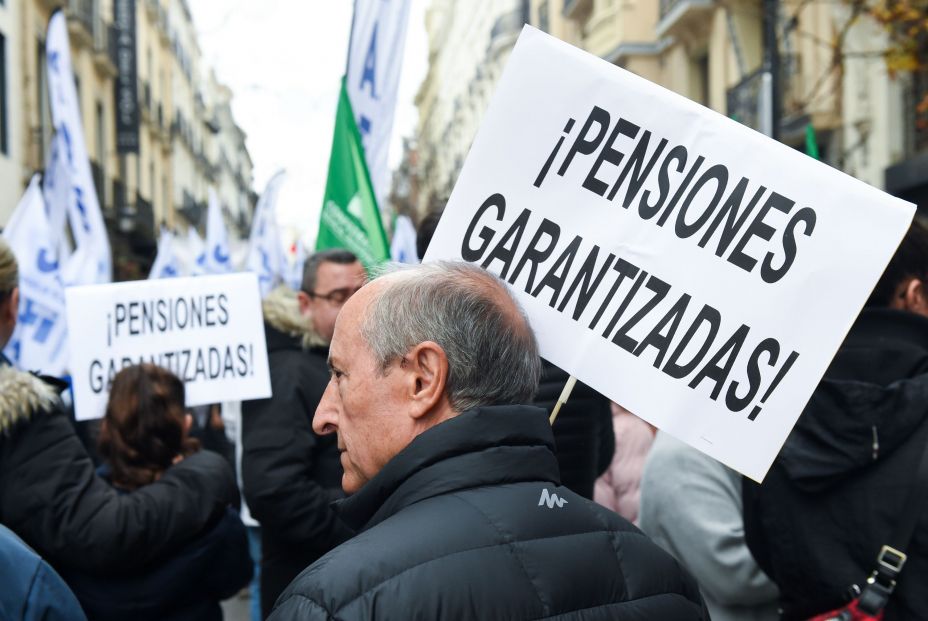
left=66, top=273, right=271, bottom=421
left=424, top=27, right=916, bottom=482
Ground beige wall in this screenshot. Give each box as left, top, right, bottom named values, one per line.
left=0, top=1, right=23, bottom=225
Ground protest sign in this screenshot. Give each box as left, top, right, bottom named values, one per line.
left=424, top=27, right=916, bottom=482
left=66, top=273, right=272, bottom=421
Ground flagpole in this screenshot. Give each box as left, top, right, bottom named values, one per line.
left=549, top=375, right=577, bottom=425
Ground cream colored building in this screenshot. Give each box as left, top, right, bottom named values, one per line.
left=414, top=0, right=526, bottom=216
left=411, top=0, right=927, bottom=213
left=2, top=0, right=254, bottom=278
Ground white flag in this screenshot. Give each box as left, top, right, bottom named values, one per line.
left=149, top=227, right=181, bottom=279
left=187, top=226, right=207, bottom=276
left=246, top=172, right=287, bottom=297
left=346, top=0, right=411, bottom=207
left=42, top=130, right=70, bottom=258
left=46, top=11, right=111, bottom=285
left=389, top=214, right=418, bottom=263
left=203, top=188, right=233, bottom=275
left=2, top=176, right=68, bottom=375
left=287, top=238, right=308, bottom=291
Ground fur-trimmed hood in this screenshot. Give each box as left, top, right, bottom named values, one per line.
left=262, top=286, right=326, bottom=350
left=0, top=365, right=59, bottom=434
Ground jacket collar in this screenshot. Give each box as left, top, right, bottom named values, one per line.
left=335, top=405, right=560, bottom=532
left=843, top=308, right=928, bottom=353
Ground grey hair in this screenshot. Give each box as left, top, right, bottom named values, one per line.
left=361, top=261, right=542, bottom=412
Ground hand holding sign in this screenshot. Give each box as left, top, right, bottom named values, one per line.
left=424, top=27, right=915, bottom=481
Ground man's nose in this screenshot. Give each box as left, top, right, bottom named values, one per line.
left=312, top=378, right=339, bottom=435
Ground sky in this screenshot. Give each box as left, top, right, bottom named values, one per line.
left=188, top=1, right=429, bottom=247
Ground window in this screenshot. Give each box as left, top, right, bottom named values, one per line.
left=37, top=39, right=51, bottom=162
left=96, top=101, right=106, bottom=203
left=0, top=32, right=7, bottom=155
left=538, top=1, right=550, bottom=33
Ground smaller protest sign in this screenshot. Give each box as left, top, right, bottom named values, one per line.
left=66, top=273, right=272, bottom=421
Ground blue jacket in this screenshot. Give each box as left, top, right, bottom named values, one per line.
left=0, top=524, right=88, bottom=621
left=62, top=468, right=252, bottom=621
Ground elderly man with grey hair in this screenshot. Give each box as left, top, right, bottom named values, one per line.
left=269, top=261, right=708, bottom=621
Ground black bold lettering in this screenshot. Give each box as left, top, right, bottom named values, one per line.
left=634, top=293, right=691, bottom=368
left=608, top=132, right=668, bottom=205
left=688, top=324, right=750, bottom=400
left=663, top=304, right=722, bottom=379
left=762, top=207, right=816, bottom=283
left=698, top=178, right=766, bottom=256
left=509, top=218, right=561, bottom=292
left=462, top=193, right=506, bottom=262
left=557, top=106, right=611, bottom=177
left=559, top=247, right=615, bottom=320
left=590, top=258, right=640, bottom=331
left=728, top=192, right=795, bottom=274
left=481, top=207, right=531, bottom=280
left=583, top=118, right=640, bottom=196
left=531, top=235, right=582, bottom=307
left=675, top=164, right=729, bottom=239
left=639, top=146, right=687, bottom=220
left=726, top=338, right=779, bottom=412
left=612, top=275, right=670, bottom=353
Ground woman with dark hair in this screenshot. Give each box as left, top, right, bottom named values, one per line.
left=65, top=364, right=252, bottom=621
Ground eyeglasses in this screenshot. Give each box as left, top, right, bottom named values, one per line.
left=303, top=286, right=362, bottom=306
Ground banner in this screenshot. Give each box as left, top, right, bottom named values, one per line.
left=287, top=238, right=308, bottom=291
left=2, top=176, right=69, bottom=375
left=47, top=11, right=112, bottom=284
left=149, top=227, right=181, bottom=279
left=113, top=0, right=139, bottom=153
left=316, top=80, right=390, bottom=268
left=66, top=273, right=272, bottom=421
left=424, top=27, right=916, bottom=482
left=346, top=0, right=411, bottom=207
left=203, top=188, right=233, bottom=274
left=246, top=171, right=287, bottom=297
left=187, top=225, right=207, bottom=276
left=390, top=214, right=418, bottom=263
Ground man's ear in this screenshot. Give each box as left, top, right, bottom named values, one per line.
left=900, top=278, right=928, bottom=317
left=404, top=341, right=449, bottom=420
left=297, top=290, right=312, bottom=316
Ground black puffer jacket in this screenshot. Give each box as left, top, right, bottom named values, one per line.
left=743, top=309, right=928, bottom=620
left=242, top=290, right=352, bottom=618
left=536, top=360, right=615, bottom=499
left=270, top=405, right=708, bottom=620
left=0, top=364, right=238, bottom=573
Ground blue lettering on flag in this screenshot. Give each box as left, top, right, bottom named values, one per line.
left=360, top=23, right=379, bottom=99
left=358, top=115, right=372, bottom=138
left=18, top=299, right=57, bottom=345
left=73, top=187, right=92, bottom=234
left=37, top=249, right=58, bottom=273
left=213, top=245, right=230, bottom=264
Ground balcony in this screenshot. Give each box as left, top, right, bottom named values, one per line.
left=563, top=0, right=593, bottom=21
left=67, top=0, right=96, bottom=47
left=656, top=0, right=714, bottom=39
left=488, top=8, right=524, bottom=58
left=92, top=21, right=118, bottom=77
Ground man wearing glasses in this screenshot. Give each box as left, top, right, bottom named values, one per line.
left=242, top=249, right=366, bottom=619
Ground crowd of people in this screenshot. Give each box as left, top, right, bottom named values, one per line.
left=0, top=214, right=926, bottom=620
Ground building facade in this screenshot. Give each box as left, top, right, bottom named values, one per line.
left=0, top=0, right=254, bottom=279
left=413, top=0, right=528, bottom=216
left=406, top=0, right=927, bottom=219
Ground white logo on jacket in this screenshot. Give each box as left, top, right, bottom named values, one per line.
left=538, top=488, right=568, bottom=509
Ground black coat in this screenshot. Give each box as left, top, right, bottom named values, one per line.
left=0, top=365, right=238, bottom=573
left=743, top=309, right=928, bottom=620
left=242, top=321, right=352, bottom=618
left=63, top=507, right=251, bottom=621
left=270, top=405, right=708, bottom=620
left=536, top=360, right=615, bottom=499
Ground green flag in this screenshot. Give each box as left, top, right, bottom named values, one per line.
left=316, top=78, right=390, bottom=268
left=805, top=123, right=820, bottom=161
